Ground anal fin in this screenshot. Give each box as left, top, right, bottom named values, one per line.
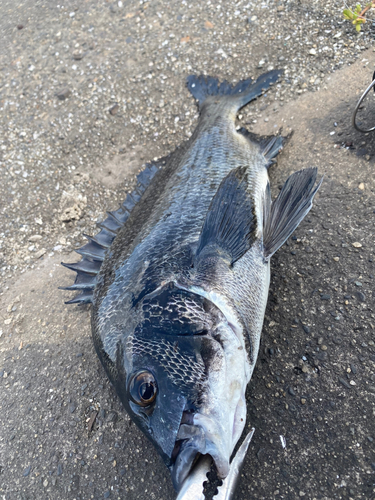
left=195, top=167, right=256, bottom=266
left=263, top=167, right=323, bottom=259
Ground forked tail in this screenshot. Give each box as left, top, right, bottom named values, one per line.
left=186, top=70, right=283, bottom=112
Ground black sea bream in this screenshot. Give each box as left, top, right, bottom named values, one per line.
left=62, top=70, right=322, bottom=494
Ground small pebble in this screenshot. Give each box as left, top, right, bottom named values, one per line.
left=56, top=88, right=71, bottom=100
left=350, top=364, right=357, bottom=375
left=23, top=466, right=31, bottom=477
left=73, top=50, right=84, bottom=60
left=28, top=234, right=42, bottom=242
left=34, top=248, right=46, bottom=259
left=109, top=103, right=119, bottom=115
left=352, top=242, right=362, bottom=248
left=339, top=377, right=351, bottom=389
left=356, top=291, right=366, bottom=302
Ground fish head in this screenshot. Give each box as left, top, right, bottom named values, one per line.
left=114, top=284, right=250, bottom=491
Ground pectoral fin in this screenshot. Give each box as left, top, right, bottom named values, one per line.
left=263, top=167, right=323, bottom=260
left=195, top=167, right=256, bottom=266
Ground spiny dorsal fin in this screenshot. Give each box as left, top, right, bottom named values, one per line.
left=195, top=166, right=256, bottom=267
left=61, top=161, right=161, bottom=304
left=263, top=167, right=323, bottom=260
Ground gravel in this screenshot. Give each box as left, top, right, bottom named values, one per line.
left=0, top=0, right=375, bottom=282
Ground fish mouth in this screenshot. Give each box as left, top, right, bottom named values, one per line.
left=171, top=413, right=230, bottom=491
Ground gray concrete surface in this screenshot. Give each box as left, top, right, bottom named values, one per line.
left=0, top=1, right=375, bottom=499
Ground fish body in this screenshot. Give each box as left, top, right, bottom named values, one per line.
left=62, top=71, right=321, bottom=493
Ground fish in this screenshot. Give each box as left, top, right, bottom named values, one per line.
left=61, top=70, right=322, bottom=496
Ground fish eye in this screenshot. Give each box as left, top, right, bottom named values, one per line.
left=129, top=371, right=157, bottom=407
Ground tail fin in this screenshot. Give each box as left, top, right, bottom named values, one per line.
left=186, top=70, right=282, bottom=111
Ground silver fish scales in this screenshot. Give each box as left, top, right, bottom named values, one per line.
left=62, top=70, right=322, bottom=498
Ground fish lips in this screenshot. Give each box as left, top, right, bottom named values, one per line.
left=171, top=420, right=230, bottom=491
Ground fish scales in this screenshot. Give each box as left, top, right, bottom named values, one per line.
left=63, top=70, right=322, bottom=497
left=95, top=119, right=266, bottom=360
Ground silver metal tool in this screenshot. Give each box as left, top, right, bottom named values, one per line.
left=176, top=428, right=255, bottom=500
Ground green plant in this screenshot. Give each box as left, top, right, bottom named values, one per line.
left=343, top=1, right=375, bottom=31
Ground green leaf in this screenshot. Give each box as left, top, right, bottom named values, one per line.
left=356, top=22, right=362, bottom=31
left=343, top=8, right=353, bottom=19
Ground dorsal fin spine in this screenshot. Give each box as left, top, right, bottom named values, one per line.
left=61, top=162, right=160, bottom=304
